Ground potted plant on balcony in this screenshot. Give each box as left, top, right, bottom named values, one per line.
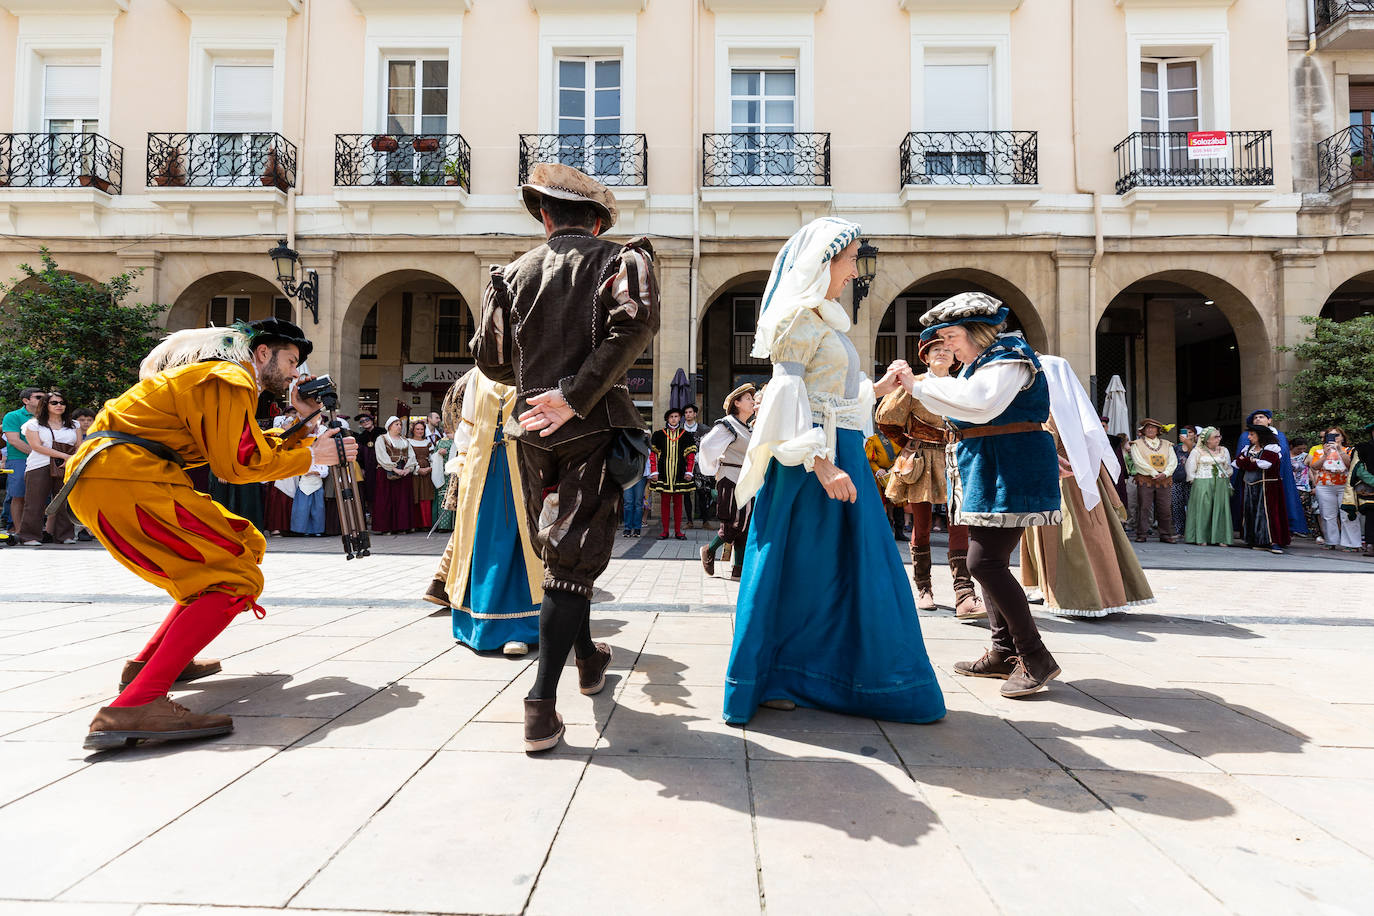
left=386, top=169, right=411, bottom=186
left=442, top=157, right=468, bottom=187
left=412, top=136, right=440, bottom=153
left=259, top=147, right=290, bottom=192
left=151, top=149, right=186, bottom=187
left=371, top=135, right=399, bottom=153
left=77, top=172, right=112, bottom=193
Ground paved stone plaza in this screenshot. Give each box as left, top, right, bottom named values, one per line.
left=1, top=531, right=1372, bottom=916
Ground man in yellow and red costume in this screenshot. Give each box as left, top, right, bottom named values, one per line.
left=58, top=318, right=357, bottom=751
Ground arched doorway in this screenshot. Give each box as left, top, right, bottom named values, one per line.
left=873, top=273, right=1047, bottom=380
left=697, top=271, right=771, bottom=422
left=341, top=270, right=473, bottom=422
left=164, top=271, right=293, bottom=333
left=1096, top=270, right=1266, bottom=444
left=1320, top=272, right=1374, bottom=322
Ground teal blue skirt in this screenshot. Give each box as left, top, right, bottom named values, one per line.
left=451, top=442, right=540, bottom=651
left=723, top=428, right=946, bottom=725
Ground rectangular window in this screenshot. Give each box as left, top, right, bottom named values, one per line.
left=434, top=297, right=472, bottom=361
left=211, top=63, right=273, bottom=181
left=555, top=57, right=623, bottom=178
left=273, top=297, right=293, bottom=322
left=729, top=69, right=796, bottom=178
left=42, top=64, right=100, bottom=183
left=360, top=304, right=378, bottom=359
left=1141, top=58, right=1199, bottom=171
left=383, top=57, right=448, bottom=181
left=208, top=297, right=248, bottom=326
left=731, top=295, right=767, bottom=368
left=359, top=388, right=379, bottom=418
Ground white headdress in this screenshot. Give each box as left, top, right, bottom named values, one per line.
left=750, top=217, right=861, bottom=359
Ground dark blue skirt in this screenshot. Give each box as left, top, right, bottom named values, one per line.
left=723, top=427, right=946, bottom=725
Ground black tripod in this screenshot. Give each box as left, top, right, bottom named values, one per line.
left=327, top=411, right=370, bottom=559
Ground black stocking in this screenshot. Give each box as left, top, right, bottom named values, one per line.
left=528, top=588, right=596, bottom=700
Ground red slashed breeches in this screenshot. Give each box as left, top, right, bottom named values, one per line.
left=68, top=479, right=267, bottom=706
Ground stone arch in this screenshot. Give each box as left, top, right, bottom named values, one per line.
left=162, top=270, right=284, bottom=331
left=696, top=270, right=773, bottom=421
left=1318, top=270, right=1374, bottom=322
left=883, top=268, right=1051, bottom=354
left=0, top=270, right=102, bottom=312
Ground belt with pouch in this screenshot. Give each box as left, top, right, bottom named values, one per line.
left=946, top=421, right=1045, bottom=443
left=45, top=430, right=186, bottom=522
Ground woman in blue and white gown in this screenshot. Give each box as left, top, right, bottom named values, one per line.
left=722, top=217, right=946, bottom=726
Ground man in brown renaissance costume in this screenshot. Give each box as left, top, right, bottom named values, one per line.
left=472, top=162, right=659, bottom=752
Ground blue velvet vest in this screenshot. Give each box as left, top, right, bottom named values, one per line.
left=948, top=336, right=1061, bottom=524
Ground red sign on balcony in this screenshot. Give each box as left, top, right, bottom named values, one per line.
left=1187, top=131, right=1229, bottom=160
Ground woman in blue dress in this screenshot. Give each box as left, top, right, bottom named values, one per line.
left=424, top=368, right=543, bottom=657
left=723, top=217, right=946, bottom=726
left=894, top=293, right=1064, bottom=697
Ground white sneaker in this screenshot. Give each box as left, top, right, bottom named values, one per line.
left=61, top=538, right=78, bottom=545
left=502, top=641, right=530, bottom=657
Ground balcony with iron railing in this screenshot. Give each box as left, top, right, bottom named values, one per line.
left=518, top=134, right=646, bottom=187
left=1318, top=125, right=1374, bottom=194
left=702, top=132, right=830, bottom=187
left=1315, top=0, right=1374, bottom=49
left=1114, top=130, right=1273, bottom=195
left=335, top=133, right=471, bottom=189
left=899, top=131, right=1038, bottom=186
left=146, top=132, right=296, bottom=190
left=0, top=132, right=122, bottom=194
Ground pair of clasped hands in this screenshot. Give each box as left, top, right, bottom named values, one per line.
left=287, top=374, right=360, bottom=468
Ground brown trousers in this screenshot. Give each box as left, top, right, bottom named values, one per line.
left=18, top=466, right=74, bottom=543
left=1135, top=479, right=1173, bottom=539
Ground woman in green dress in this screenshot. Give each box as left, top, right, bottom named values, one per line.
left=431, top=435, right=455, bottom=532
left=1184, top=426, right=1233, bottom=546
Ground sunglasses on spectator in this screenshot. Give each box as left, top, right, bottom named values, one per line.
left=47, top=399, right=65, bottom=406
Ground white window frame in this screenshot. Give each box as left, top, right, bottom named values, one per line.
left=536, top=12, right=637, bottom=134
left=1123, top=5, right=1229, bottom=136
left=555, top=55, right=623, bottom=135
left=906, top=9, right=1012, bottom=133
left=712, top=11, right=815, bottom=133
left=187, top=16, right=287, bottom=133
left=13, top=16, right=114, bottom=135
left=380, top=54, right=452, bottom=136
left=361, top=12, right=465, bottom=141
left=1139, top=57, right=1202, bottom=133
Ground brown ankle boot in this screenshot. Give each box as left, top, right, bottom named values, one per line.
left=910, top=545, right=936, bottom=611
left=523, top=698, right=564, bottom=753
left=422, top=578, right=450, bottom=607
left=700, top=545, right=715, bottom=576
left=84, top=696, right=233, bottom=750
left=947, top=550, right=985, bottom=620
left=952, top=648, right=1018, bottom=679
left=118, top=658, right=222, bottom=691
left=576, top=642, right=613, bottom=695
left=1001, top=648, right=1062, bottom=698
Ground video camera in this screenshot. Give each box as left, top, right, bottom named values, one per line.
left=296, top=373, right=339, bottom=410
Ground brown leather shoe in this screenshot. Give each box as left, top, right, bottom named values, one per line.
left=952, top=648, right=1018, bottom=679
left=523, top=697, right=564, bottom=753
left=1001, top=649, right=1062, bottom=698
left=118, top=658, right=222, bottom=691
left=84, top=696, right=233, bottom=750
left=576, top=642, right=613, bottom=695
left=700, top=545, right=715, bottom=576
left=954, top=592, right=987, bottom=621
left=422, top=578, right=450, bottom=607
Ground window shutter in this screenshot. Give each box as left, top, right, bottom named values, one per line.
left=924, top=64, right=990, bottom=131
left=212, top=65, right=273, bottom=132
left=43, top=65, right=99, bottom=123
left=1351, top=84, right=1374, bottom=111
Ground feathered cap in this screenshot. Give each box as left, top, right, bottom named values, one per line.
left=138, top=317, right=313, bottom=381
left=246, top=317, right=312, bottom=362
left=918, top=292, right=1010, bottom=344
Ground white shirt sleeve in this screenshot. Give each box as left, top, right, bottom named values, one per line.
left=696, top=423, right=730, bottom=477
left=905, top=361, right=1033, bottom=425
left=734, top=364, right=827, bottom=504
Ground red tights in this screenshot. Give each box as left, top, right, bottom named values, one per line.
left=113, top=591, right=250, bottom=707
left=908, top=503, right=969, bottom=551
left=659, top=493, right=684, bottom=537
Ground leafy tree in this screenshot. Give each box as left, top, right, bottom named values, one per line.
left=1276, top=313, right=1374, bottom=443
left=0, top=249, right=164, bottom=412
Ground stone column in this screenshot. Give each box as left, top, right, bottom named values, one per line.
left=656, top=253, right=693, bottom=422
left=119, top=250, right=163, bottom=316
left=1052, top=250, right=1095, bottom=394
left=300, top=251, right=342, bottom=410
left=1144, top=296, right=1177, bottom=423
left=1272, top=248, right=1322, bottom=415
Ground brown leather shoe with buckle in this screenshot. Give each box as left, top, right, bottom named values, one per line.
left=523, top=697, right=564, bottom=753
left=84, top=696, right=233, bottom=750
left=576, top=642, right=613, bottom=695
left=700, top=545, right=715, bottom=576
left=952, top=648, right=1018, bottom=679
left=1000, top=650, right=1062, bottom=698
left=118, top=658, right=222, bottom=691
left=422, top=578, right=450, bottom=607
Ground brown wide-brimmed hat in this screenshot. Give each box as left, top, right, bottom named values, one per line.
left=1138, top=418, right=1168, bottom=431
left=521, top=162, right=618, bottom=235
left=722, top=382, right=756, bottom=414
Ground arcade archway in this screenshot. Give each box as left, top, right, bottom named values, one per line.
left=697, top=271, right=771, bottom=422
left=163, top=271, right=292, bottom=332
left=1320, top=272, right=1374, bottom=322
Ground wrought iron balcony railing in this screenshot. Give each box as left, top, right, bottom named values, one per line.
left=519, top=134, right=646, bottom=187
left=1114, top=130, right=1273, bottom=194
left=146, top=132, right=296, bottom=189
left=703, top=132, right=830, bottom=187
left=1317, top=125, right=1374, bottom=192
left=1316, top=0, right=1374, bottom=31
left=899, top=131, right=1037, bottom=186
left=0, top=132, right=123, bottom=193
left=335, top=133, right=471, bottom=190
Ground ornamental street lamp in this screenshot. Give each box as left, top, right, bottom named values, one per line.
left=268, top=238, right=320, bottom=324
left=851, top=238, right=879, bottom=321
